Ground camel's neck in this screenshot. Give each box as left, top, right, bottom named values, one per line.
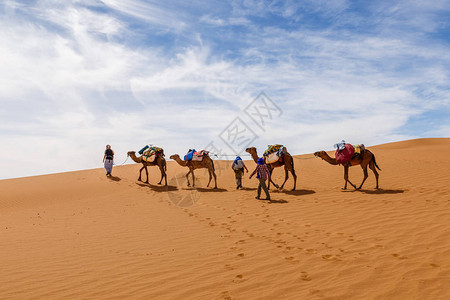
left=321, top=153, right=339, bottom=165
left=250, top=151, right=259, bottom=163
left=129, top=153, right=142, bottom=163
left=173, top=157, right=187, bottom=167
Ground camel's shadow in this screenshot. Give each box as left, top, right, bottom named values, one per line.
left=342, top=188, right=405, bottom=194
left=271, top=189, right=316, bottom=196
left=192, top=187, right=228, bottom=193
left=136, top=182, right=178, bottom=192
left=359, top=188, right=405, bottom=194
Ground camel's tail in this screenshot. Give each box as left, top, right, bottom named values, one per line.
left=211, top=158, right=215, bottom=172
left=164, top=159, right=167, bottom=171
left=371, top=152, right=381, bottom=171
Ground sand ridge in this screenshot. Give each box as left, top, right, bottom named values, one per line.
left=1, top=138, right=450, bottom=299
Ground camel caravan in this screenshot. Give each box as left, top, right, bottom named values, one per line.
left=124, top=141, right=381, bottom=192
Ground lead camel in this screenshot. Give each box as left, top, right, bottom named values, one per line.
left=314, top=148, right=381, bottom=190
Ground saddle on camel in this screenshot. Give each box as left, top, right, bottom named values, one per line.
left=184, top=149, right=210, bottom=161
left=138, top=145, right=165, bottom=163
left=263, top=144, right=287, bottom=164
left=334, top=140, right=365, bottom=165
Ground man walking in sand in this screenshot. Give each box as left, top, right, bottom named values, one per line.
left=232, top=156, right=248, bottom=189
left=103, top=145, right=114, bottom=176
left=249, top=157, right=271, bottom=200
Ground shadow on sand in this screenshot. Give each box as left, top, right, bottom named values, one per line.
left=136, top=183, right=178, bottom=192
left=271, top=189, right=316, bottom=196
left=107, top=175, right=121, bottom=182
left=239, top=187, right=257, bottom=191
left=193, top=187, right=228, bottom=193
left=359, top=188, right=405, bottom=195
left=341, top=188, right=405, bottom=194
left=266, top=199, right=289, bottom=204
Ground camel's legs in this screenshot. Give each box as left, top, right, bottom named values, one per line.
left=186, top=170, right=191, bottom=186
left=280, top=166, right=289, bottom=190
left=267, top=168, right=279, bottom=189
left=144, top=166, right=149, bottom=183
left=138, top=166, right=145, bottom=181
left=369, top=161, right=379, bottom=189
left=267, top=169, right=273, bottom=190
left=191, top=170, right=195, bottom=187
left=291, top=168, right=297, bottom=191
left=158, top=164, right=164, bottom=184
left=343, top=165, right=356, bottom=189
left=213, top=170, right=217, bottom=189
left=357, top=165, right=369, bottom=189
left=207, top=168, right=212, bottom=187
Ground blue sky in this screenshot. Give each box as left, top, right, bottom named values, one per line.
left=0, top=0, right=449, bottom=179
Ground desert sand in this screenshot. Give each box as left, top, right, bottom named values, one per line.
left=1, top=138, right=450, bottom=299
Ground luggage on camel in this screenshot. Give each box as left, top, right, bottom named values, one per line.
left=142, top=151, right=156, bottom=162
left=334, top=140, right=367, bottom=164
left=139, top=145, right=165, bottom=163
left=263, top=144, right=283, bottom=156
left=266, top=152, right=281, bottom=164
left=353, top=144, right=365, bottom=156
left=335, top=143, right=354, bottom=164
left=138, top=145, right=149, bottom=155
left=263, top=144, right=285, bottom=164
left=184, top=149, right=209, bottom=161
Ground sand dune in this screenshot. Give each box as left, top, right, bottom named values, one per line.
left=1, top=138, right=450, bottom=299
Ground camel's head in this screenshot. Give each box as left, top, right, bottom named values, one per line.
left=245, top=147, right=256, bottom=154
left=169, top=154, right=179, bottom=160
left=127, top=151, right=135, bottom=156
left=314, top=151, right=326, bottom=159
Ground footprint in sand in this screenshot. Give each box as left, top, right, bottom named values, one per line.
left=322, top=254, right=333, bottom=260
left=232, top=274, right=245, bottom=283
left=430, top=263, right=440, bottom=268
left=237, top=253, right=245, bottom=257
left=392, top=253, right=408, bottom=259
left=220, top=291, right=233, bottom=300
left=300, top=272, right=312, bottom=281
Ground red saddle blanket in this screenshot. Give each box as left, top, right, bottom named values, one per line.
left=335, top=144, right=355, bottom=164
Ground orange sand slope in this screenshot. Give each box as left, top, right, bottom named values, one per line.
left=1, top=138, right=450, bottom=299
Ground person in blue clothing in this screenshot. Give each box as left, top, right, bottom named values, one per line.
left=103, top=145, right=114, bottom=176
left=231, top=156, right=248, bottom=189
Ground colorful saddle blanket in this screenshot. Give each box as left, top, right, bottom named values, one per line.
left=263, top=144, right=284, bottom=156
left=139, top=145, right=164, bottom=156
left=335, top=144, right=354, bottom=164
left=335, top=144, right=365, bottom=164
left=263, top=144, right=286, bottom=164
left=184, top=149, right=209, bottom=161
left=141, top=146, right=164, bottom=163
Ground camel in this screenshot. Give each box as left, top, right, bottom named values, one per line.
left=245, top=147, right=297, bottom=191
left=314, top=148, right=381, bottom=190
left=169, top=154, right=217, bottom=189
left=128, top=151, right=167, bottom=185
